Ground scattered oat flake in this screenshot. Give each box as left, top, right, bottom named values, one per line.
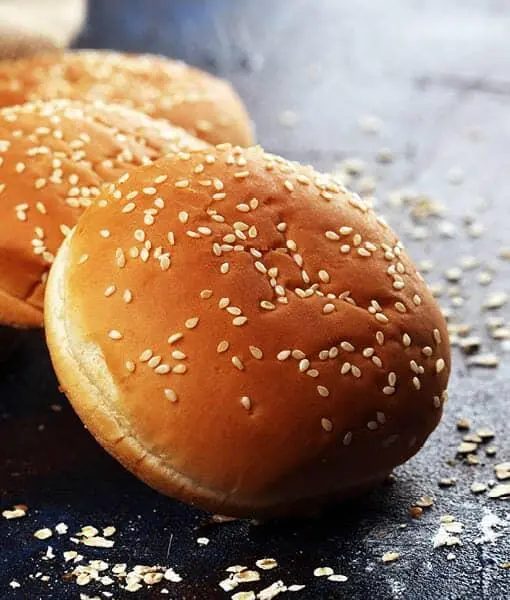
left=233, top=592, right=256, bottom=600
left=382, top=552, right=400, bottom=563
left=416, top=496, right=434, bottom=508
left=313, top=567, right=334, bottom=577
left=236, top=570, right=260, bottom=583
left=467, top=353, right=500, bottom=368
left=197, top=537, right=210, bottom=546
left=488, top=484, right=510, bottom=499
left=82, top=536, right=114, bottom=548
left=2, top=506, right=26, bottom=519
left=257, top=581, right=287, bottom=599
left=34, top=528, right=53, bottom=540
left=328, top=574, right=348, bottom=582
left=457, top=442, right=478, bottom=455
left=163, top=568, right=182, bottom=582
left=256, top=558, right=278, bottom=570
left=495, top=462, right=510, bottom=481
left=471, top=482, right=488, bottom=494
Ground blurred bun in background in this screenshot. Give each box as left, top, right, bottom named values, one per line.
left=0, top=0, right=87, bottom=59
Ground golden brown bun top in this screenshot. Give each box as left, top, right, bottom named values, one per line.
left=61, top=145, right=450, bottom=510
left=0, top=99, right=207, bottom=328
left=0, top=50, right=254, bottom=146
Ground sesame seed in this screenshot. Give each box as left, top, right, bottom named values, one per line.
left=388, top=372, right=397, bottom=386
left=125, top=361, right=136, bottom=373
left=171, top=350, right=186, bottom=360
left=323, top=303, right=336, bottom=314
left=155, top=364, right=171, bottom=375
left=232, top=356, right=244, bottom=371
left=160, top=255, right=171, bottom=271
left=168, top=333, right=184, bottom=344
left=108, top=330, right=122, bottom=340
left=248, top=346, right=263, bottom=359
left=383, top=386, right=395, bottom=395
left=220, top=262, right=230, bottom=274
left=254, top=261, right=267, bottom=274
left=403, top=333, right=411, bottom=347
left=139, top=349, right=153, bottom=362
left=433, top=329, right=442, bottom=344
left=307, top=369, right=319, bottom=378
left=317, top=385, right=330, bottom=397
left=375, top=313, right=389, bottom=323
left=219, top=297, right=231, bottom=310
left=436, top=358, right=446, bottom=373
left=115, top=248, right=126, bottom=268
left=422, top=346, right=433, bottom=356
left=284, top=180, right=294, bottom=192
left=104, top=285, right=116, bottom=297
left=233, top=316, right=248, bottom=326
left=340, top=362, right=351, bottom=375
left=351, top=365, right=361, bottom=378
left=325, top=231, right=340, bottom=241
left=318, top=270, right=330, bottom=283
left=340, top=341, right=355, bottom=352
left=260, top=300, right=276, bottom=310
left=240, top=396, right=252, bottom=410
left=172, top=364, right=187, bottom=374
left=122, top=202, right=136, bottom=214
left=148, top=356, right=162, bottom=368
left=164, top=389, right=178, bottom=403
left=343, top=432, right=353, bottom=446
left=321, top=418, right=333, bottom=432
left=185, top=317, right=199, bottom=329
left=413, top=377, right=421, bottom=390
left=299, top=359, right=310, bottom=372
left=367, top=421, right=378, bottom=430
left=178, top=211, right=189, bottom=224
left=175, top=179, right=189, bottom=188
left=340, top=244, right=351, bottom=253
left=277, top=350, right=291, bottom=361
left=217, top=341, right=229, bottom=353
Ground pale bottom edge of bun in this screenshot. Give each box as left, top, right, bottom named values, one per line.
left=45, top=234, right=392, bottom=519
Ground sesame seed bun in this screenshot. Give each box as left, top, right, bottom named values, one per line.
left=0, top=50, right=254, bottom=146
left=0, top=99, right=207, bottom=329
left=45, top=145, right=450, bottom=517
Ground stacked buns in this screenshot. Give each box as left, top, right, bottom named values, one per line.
left=0, top=50, right=254, bottom=146
left=45, top=145, right=450, bottom=517
left=0, top=99, right=207, bottom=329
left=0, top=49, right=450, bottom=515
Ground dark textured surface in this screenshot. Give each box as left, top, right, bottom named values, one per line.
left=1, top=1, right=510, bottom=599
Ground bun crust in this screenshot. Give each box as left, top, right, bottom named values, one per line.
left=0, top=50, right=254, bottom=146
left=0, top=99, right=207, bottom=328
left=45, top=145, right=450, bottom=517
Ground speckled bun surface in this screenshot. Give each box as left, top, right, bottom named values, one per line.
left=45, top=144, right=450, bottom=517
left=0, top=50, right=254, bottom=146
left=0, top=99, right=207, bottom=328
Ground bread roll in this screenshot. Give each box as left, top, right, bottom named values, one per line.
left=0, top=99, right=207, bottom=329
left=45, top=145, right=450, bottom=517
left=0, top=50, right=254, bottom=146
